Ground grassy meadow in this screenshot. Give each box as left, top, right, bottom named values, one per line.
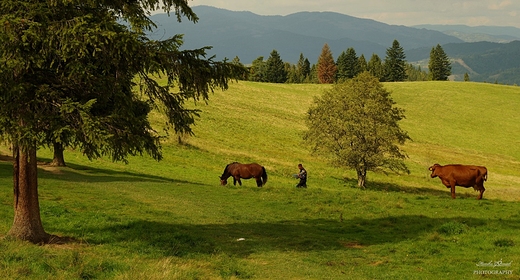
left=1, top=80, right=520, bottom=279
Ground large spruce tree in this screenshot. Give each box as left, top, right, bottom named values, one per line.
left=428, top=44, right=452, bottom=81
left=367, top=53, right=385, bottom=81
left=384, top=40, right=408, bottom=82
left=265, top=50, right=287, bottom=83
left=296, top=53, right=311, bottom=83
left=0, top=0, right=244, bottom=243
left=336, top=47, right=360, bottom=82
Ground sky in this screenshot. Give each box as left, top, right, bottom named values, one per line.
left=189, top=0, right=520, bottom=28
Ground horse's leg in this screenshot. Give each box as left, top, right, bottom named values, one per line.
left=237, top=178, right=242, bottom=186
left=233, top=177, right=237, bottom=186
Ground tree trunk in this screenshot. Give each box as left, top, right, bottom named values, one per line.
left=7, top=145, right=50, bottom=243
left=51, top=142, right=66, bottom=166
left=357, top=168, right=367, bottom=189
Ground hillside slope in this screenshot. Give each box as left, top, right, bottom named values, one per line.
left=1, top=81, right=519, bottom=279
left=179, top=81, right=520, bottom=200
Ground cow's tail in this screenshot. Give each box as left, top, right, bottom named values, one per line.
left=261, top=166, right=268, bottom=186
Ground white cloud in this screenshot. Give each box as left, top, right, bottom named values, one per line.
left=488, top=0, right=512, bottom=10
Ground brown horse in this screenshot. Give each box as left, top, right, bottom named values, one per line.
left=219, top=162, right=268, bottom=187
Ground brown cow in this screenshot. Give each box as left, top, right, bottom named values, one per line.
left=428, top=163, right=488, bottom=200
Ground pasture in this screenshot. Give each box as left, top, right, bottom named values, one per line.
left=1, top=81, right=519, bottom=279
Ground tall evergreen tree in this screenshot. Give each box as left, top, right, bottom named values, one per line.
left=384, top=40, right=408, bottom=82
left=265, top=50, right=287, bottom=83
left=296, top=53, right=311, bottom=83
left=286, top=63, right=299, bottom=83
left=302, top=58, right=311, bottom=82
left=250, top=56, right=267, bottom=82
left=0, top=0, right=244, bottom=243
left=336, top=47, right=359, bottom=81
left=358, top=54, right=368, bottom=73
left=317, top=43, right=337, bottom=84
left=367, top=53, right=385, bottom=81
left=428, top=44, right=452, bottom=81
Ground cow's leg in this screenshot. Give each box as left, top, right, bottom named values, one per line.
left=450, top=183, right=456, bottom=199
left=477, top=186, right=485, bottom=200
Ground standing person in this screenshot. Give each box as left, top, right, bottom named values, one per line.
left=296, top=163, right=307, bottom=188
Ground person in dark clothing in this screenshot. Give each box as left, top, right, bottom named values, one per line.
left=296, top=163, right=307, bottom=188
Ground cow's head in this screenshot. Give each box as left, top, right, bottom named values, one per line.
left=428, top=163, right=441, bottom=178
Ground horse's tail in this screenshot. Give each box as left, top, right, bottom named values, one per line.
left=261, top=166, right=268, bottom=186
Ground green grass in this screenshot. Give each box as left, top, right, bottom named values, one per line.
left=1, top=81, right=520, bottom=279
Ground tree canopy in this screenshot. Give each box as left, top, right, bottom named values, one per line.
left=0, top=0, right=245, bottom=243
left=304, top=72, right=410, bottom=188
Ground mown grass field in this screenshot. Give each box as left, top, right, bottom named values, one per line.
left=1, top=80, right=519, bottom=279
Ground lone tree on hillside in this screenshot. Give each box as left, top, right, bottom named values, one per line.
left=317, top=43, right=337, bottom=84
left=0, top=0, right=245, bottom=243
left=384, top=40, right=408, bottom=82
left=304, top=72, right=410, bottom=188
left=428, top=44, right=452, bottom=81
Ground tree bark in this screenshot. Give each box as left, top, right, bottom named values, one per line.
left=51, top=142, right=66, bottom=166
left=7, top=145, right=50, bottom=243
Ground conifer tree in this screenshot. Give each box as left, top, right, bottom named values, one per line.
left=384, top=40, right=408, bottom=82
left=0, top=0, right=245, bottom=243
left=265, top=50, right=287, bottom=83
left=317, top=43, right=337, bottom=84
left=367, top=53, right=385, bottom=81
left=336, top=47, right=359, bottom=82
left=358, top=54, right=368, bottom=73
left=428, top=44, right=452, bottom=81
left=250, top=56, right=267, bottom=82
left=296, top=53, right=311, bottom=83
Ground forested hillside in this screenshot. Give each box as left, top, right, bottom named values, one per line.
left=149, top=6, right=520, bottom=85
left=408, top=41, right=520, bottom=84
left=149, top=5, right=461, bottom=63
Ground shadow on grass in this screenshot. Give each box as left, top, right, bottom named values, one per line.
left=80, top=215, right=518, bottom=257
left=333, top=176, right=478, bottom=199
left=0, top=158, right=205, bottom=187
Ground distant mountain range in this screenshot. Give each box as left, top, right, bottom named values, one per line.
left=148, top=6, right=520, bottom=84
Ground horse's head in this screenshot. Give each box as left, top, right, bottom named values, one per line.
left=219, top=176, right=228, bottom=186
